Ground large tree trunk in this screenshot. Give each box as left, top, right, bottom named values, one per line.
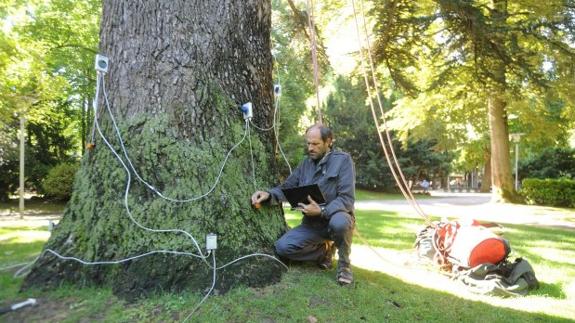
left=487, top=94, right=516, bottom=201
left=480, top=147, right=491, bottom=193
left=23, top=0, right=287, bottom=299
left=487, top=0, right=520, bottom=203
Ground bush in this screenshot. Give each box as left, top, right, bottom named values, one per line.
left=520, top=178, right=575, bottom=208
left=42, top=162, right=79, bottom=201
left=519, top=147, right=575, bottom=180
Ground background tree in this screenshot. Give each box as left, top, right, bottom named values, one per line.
left=325, top=75, right=451, bottom=191
left=0, top=0, right=98, bottom=199
left=372, top=0, right=575, bottom=202
left=269, top=0, right=317, bottom=175
left=24, top=0, right=287, bottom=298
left=18, top=0, right=100, bottom=154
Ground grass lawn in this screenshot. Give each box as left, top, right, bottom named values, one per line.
left=354, top=189, right=433, bottom=201
left=0, top=198, right=67, bottom=215
left=1, top=203, right=574, bottom=322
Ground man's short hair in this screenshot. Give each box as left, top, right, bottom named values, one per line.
left=306, top=124, right=333, bottom=145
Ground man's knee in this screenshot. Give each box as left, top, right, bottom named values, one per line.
left=329, top=212, right=354, bottom=234
left=274, top=237, right=291, bottom=257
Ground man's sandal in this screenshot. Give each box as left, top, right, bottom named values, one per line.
left=337, top=267, right=353, bottom=285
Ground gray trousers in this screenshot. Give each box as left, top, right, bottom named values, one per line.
left=275, top=211, right=354, bottom=268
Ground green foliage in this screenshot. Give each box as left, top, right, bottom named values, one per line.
left=0, top=0, right=99, bottom=197
left=42, top=162, right=79, bottom=200
left=325, top=75, right=452, bottom=191
left=520, top=178, right=575, bottom=208
left=0, top=108, right=79, bottom=198
left=371, top=0, right=575, bottom=182
left=519, top=147, right=575, bottom=180
left=0, top=124, right=19, bottom=201
left=271, top=0, right=319, bottom=174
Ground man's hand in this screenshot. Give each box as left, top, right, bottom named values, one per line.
left=296, top=195, right=321, bottom=216
left=251, top=191, right=270, bottom=206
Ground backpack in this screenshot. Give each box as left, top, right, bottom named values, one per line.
left=415, top=221, right=539, bottom=296
left=417, top=221, right=510, bottom=269
left=454, top=258, right=539, bottom=296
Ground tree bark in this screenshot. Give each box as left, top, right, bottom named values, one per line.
left=487, top=94, right=517, bottom=201
left=487, top=0, right=520, bottom=203
left=480, top=147, right=491, bottom=193
left=23, top=0, right=287, bottom=299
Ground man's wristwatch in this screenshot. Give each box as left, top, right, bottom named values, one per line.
left=320, top=206, right=327, bottom=218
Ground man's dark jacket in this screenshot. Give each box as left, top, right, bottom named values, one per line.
left=268, top=150, right=355, bottom=221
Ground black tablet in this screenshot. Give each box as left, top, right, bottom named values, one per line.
left=281, top=184, right=326, bottom=208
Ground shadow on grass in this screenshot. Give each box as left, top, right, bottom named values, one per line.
left=3, top=265, right=572, bottom=322
left=0, top=243, right=572, bottom=322
left=2, top=215, right=574, bottom=321
left=533, top=282, right=566, bottom=299
left=0, top=241, right=45, bottom=264
left=0, top=198, right=66, bottom=214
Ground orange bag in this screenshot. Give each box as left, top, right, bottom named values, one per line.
left=447, top=224, right=510, bottom=268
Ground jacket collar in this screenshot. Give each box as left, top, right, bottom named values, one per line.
left=316, top=149, right=332, bottom=168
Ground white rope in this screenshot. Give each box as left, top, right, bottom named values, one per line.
left=356, top=0, right=428, bottom=220
left=44, top=249, right=201, bottom=265
left=274, top=92, right=292, bottom=174
left=306, top=0, right=323, bottom=123
left=89, top=79, right=100, bottom=145
left=216, top=252, right=289, bottom=270
left=350, top=0, right=431, bottom=223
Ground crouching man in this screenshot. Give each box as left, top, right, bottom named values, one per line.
left=251, top=124, right=355, bottom=285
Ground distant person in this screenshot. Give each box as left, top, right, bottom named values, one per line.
left=251, top=124, right=355, bottom=285
left=420, top=179, right=430, bottom=193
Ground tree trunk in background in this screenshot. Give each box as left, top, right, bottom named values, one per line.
left=487, top=0, right=520, bottom=203
left=488, top=94, right=516, bottom=201
left=24, top=0, right=287, bottom=299
left=481, top=148, right=491, bottom=193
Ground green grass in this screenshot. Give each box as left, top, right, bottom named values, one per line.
left=0, top=198, right=67, bottom=214
left=1, top=206, right=574, bottom=322
left=354, top=188, right=433, bottom=201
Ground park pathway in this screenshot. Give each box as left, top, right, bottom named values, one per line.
left=356, top=191, right=575, bottom=230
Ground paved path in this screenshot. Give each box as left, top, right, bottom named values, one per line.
left=356, top=191, right=575, bottom=230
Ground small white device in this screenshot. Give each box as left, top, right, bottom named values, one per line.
left=206, top=233, right=218, bottom=251
left=241, top=102, right=253, bottom=120
left=95, top=54, right=109, bottom=73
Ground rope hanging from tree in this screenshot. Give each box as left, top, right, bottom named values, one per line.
left=350, top=0, right=431, bottom=224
